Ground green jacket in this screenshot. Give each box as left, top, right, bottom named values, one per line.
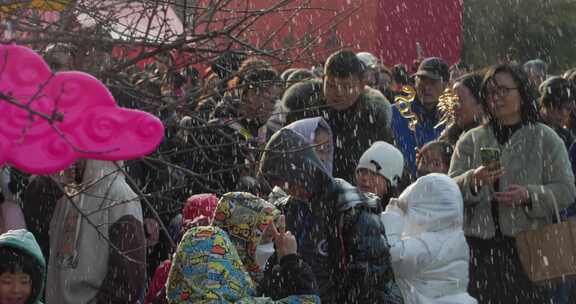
left=449, top=123, right=576, bottom=238
left=0, top=229, right=46, bottom=304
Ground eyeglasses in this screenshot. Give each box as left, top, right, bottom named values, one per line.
left=486, top=85, right=518, bottom=98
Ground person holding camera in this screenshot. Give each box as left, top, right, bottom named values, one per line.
left=449, top=64, right=576, bottom=304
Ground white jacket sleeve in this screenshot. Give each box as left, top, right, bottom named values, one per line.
left=381, top=204, right=432, bottom=278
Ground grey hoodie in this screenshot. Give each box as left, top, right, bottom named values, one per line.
left=47, top=160, right=146, bottom=304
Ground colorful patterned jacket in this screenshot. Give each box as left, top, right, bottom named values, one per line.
left=166, top=226, right=320, bottom=304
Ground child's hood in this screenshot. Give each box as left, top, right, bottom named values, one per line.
left=284, top=116, right=334, bottom=175
left=212, top=192, right=280, bottom=274
left=167, top=226, right=257, bottom=303
left=398, top=173, right=464, bottom=234
left=0, top=229, right=46, bottom=303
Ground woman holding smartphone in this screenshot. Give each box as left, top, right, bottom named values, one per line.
left=449, top=64, right=576, bottom=304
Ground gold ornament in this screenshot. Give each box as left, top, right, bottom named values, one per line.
left=394, top=85, right=418, bottom=131
left=435, top=88, right=459, bottom=129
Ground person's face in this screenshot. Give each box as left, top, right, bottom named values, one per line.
left=355, top=168, right=389, bottom=197
left=0, top=272, right=32, bottom=304
left=377, top=72, right=392, bottom=92
left=416, top=147, right=448, bottom=177
left=453, top=82, right=483, bottom=129
left=415, top=75, right=446, bottom=109
left=485, top=72, right=522, bottom=125
left=313, top=128, right=332, bottom=165
left=242, top=85, right=278, bottom=122
left=542, top=104, right=572, bottom=128
left=364, top=68, right=378, bottom=88
left=144, top=218, right=160, bottom=248
left=323, top=74, right=364, bottom=111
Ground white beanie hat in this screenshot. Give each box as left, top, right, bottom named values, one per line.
left=356, top=141, right=404, bottom=187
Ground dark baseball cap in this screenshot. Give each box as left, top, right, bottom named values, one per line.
left=414, top=57, right=449, bottom=82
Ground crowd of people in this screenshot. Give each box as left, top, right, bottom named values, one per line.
left=1, top=45, right=576, bottom=304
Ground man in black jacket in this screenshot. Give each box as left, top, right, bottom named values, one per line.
left=282, top=50, right=393, bottom=183
left=188, top=68, right=281, bottom=195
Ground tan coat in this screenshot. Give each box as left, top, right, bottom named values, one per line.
left=449, top=123, right=576, bottom=238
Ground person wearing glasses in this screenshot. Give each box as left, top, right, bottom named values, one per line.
left=449, top=64, right=576, bottom=303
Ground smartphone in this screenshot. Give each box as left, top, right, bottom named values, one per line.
left=480, top=147, right=501, bottom=170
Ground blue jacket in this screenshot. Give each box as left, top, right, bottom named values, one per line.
left=391, top=99, right=445, bottom=176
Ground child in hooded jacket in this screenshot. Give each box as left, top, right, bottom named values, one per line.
left=166, top=192, right=319, bottom=303
left=0, top=229, right=46, bottom=304
left=381, top=174, right=477, bottom=304
left=145, top=193, right=219, bottom=304
left=211, top=192, right=318, bottom=300
left=166, top=226, right=319, bottom=304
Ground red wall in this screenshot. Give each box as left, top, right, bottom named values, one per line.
left=3, top=1, right=464, bottom=70
left=375, top=0, right=464, bottom=67
left=195, top=0, right=463, bottom=68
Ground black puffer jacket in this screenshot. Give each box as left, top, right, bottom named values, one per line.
left=259, top=128, right=404, bottom=304
left=260, top=253, right=319, bottom=299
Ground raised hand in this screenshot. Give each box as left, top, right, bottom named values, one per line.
left=472, top=165, right=505, bottom=190
left=271, top=215, right=297, bottom=259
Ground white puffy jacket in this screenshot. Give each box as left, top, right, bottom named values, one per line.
left=381, top=173, right=477, bottom=304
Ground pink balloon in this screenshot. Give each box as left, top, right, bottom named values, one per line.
left=0, top=44, right=165, bottom=175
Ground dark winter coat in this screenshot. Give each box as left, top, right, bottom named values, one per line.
left=259, top=128, right=404, bottom=304
left=553, top=125, right=575, bottom=151
left=282, top=80, right=393, bottom=183
left=21, top=175, right=63, bottom=262
left=188, top=96, right=266, bottom=195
